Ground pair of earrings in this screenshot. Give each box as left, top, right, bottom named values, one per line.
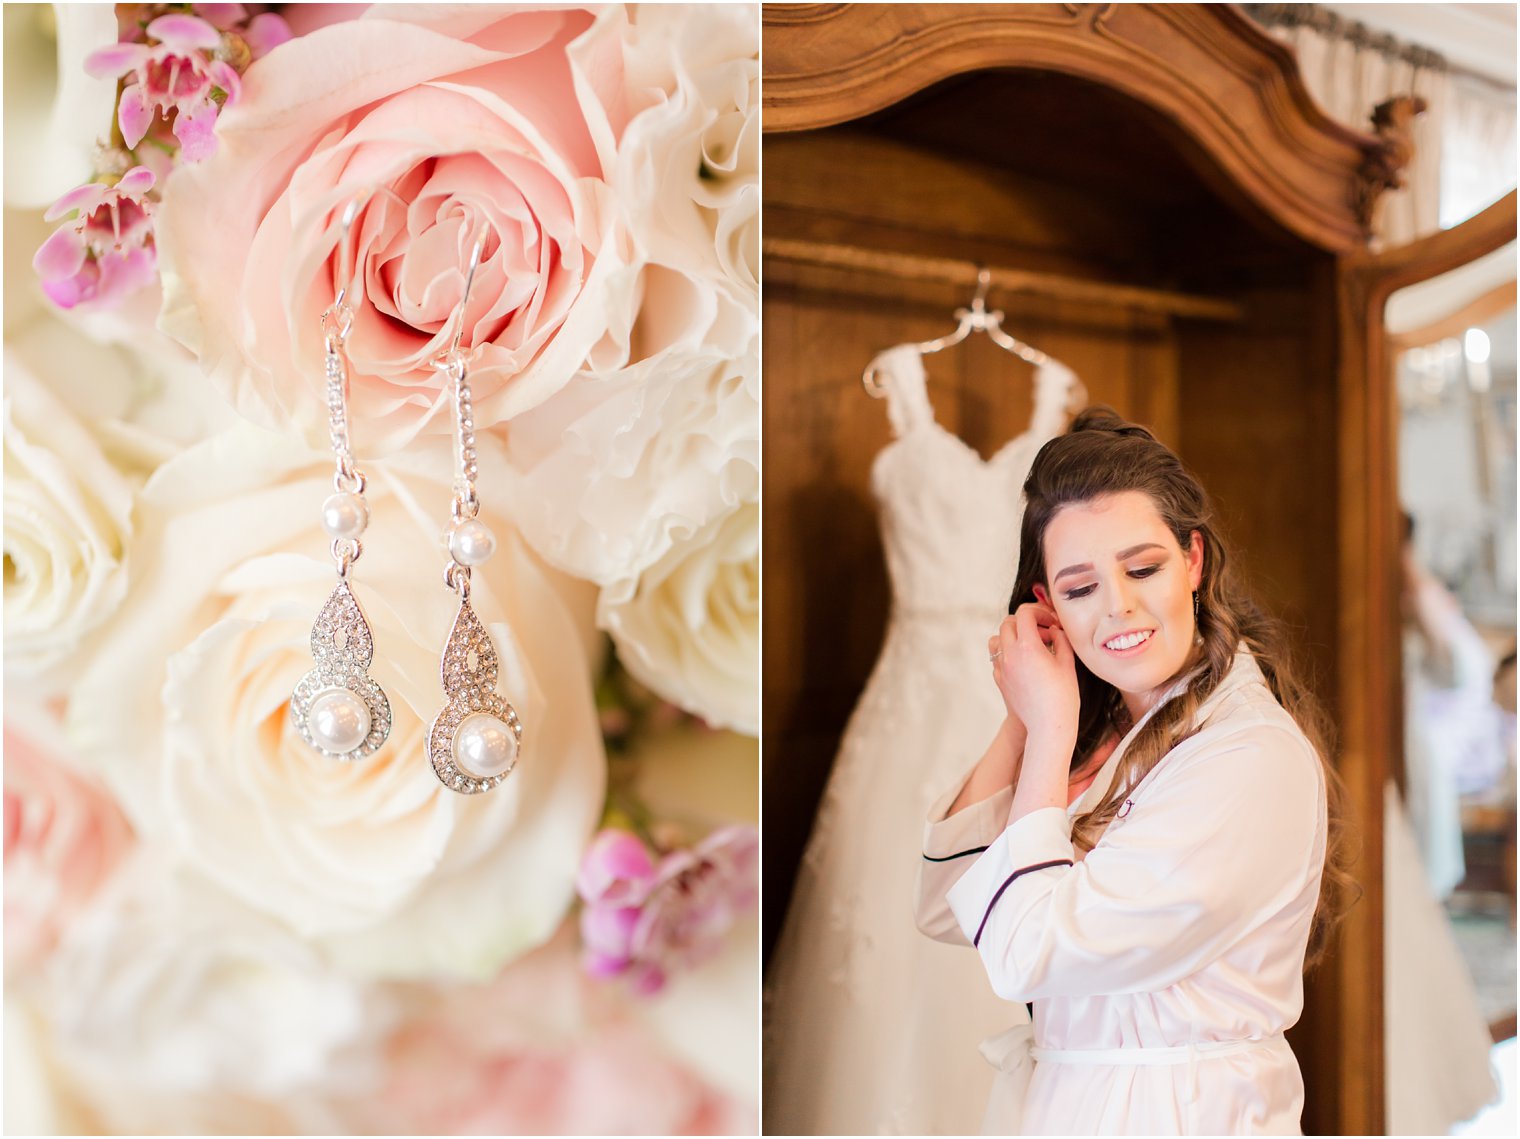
left=288, top=198, right=522, bottom=796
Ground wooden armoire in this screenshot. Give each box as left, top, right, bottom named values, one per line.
left=761, top=4, right=1517, bottom=1135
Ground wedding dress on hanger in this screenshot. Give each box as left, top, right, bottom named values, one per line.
left=763, top=342, right=1078, bottom=1134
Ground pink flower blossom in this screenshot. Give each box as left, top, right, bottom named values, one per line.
left=576, top=825, right=758, bottom=994
left=85, top=13, right=241, bottom=161
left=33, top=166, right=157, bottom=309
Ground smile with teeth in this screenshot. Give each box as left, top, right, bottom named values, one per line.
left=1104, top=629, right=1154, bottom=652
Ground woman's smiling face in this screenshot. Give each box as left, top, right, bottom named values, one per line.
left=1035, top=490, right=1204, bottom=721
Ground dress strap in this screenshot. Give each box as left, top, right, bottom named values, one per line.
left=1029, top=358, right=1081, bottom=442
left=866, top=344, right=935, bottom=438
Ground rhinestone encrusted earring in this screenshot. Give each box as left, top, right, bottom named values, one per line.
left=425, top=235, right=522, bottom=795
left=290, top=198, right=392, bottom=761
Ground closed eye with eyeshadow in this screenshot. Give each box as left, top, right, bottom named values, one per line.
left=1061, top=564, right=1162, bottom=601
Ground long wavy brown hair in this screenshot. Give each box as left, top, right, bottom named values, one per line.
left=1009, top=406, right=1359, bottom=969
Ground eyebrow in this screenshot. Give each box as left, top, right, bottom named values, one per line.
left=1052, top=542, right=1168, bottom=584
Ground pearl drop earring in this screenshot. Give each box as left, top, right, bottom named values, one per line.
left=290, top=196, right=392, bottom=761
left=426, top=234, right=522, bottom=795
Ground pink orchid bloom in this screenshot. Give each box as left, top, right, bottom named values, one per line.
left=33, top=167, right=158, bottom=309
left=85, top=13, right=241, bottom=162
left=576, top=825, right=759, bottom=995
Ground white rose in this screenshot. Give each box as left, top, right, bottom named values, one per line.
left=42, top=853, right=381, bottom=1132
left=69, top=423, right=606, bottom=980
left=574, top=3, right=758, bottom=296
left=2, top=5, right=120, bottom=208
left=506, top=330, right=758, bottom=585
left=598, top=499, right=758, bottom=736
left=3, top=353, right=134, bottom=686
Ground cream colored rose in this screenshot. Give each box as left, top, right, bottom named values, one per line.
left=598, top=499, right=758, bottom=736
left=3, top=356, right=134, bottom=685
left=69, top=424, right=606, bottom=980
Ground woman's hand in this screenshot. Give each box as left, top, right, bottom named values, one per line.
left=987, top=602, right=1080, bottom=752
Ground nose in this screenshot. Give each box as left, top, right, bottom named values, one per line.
left=1107, top=574, right=1136, bottom=618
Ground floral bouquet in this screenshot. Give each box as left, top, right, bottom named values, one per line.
left=3, top=3, right=758, bottom=1133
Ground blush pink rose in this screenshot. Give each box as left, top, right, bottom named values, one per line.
left=156, top=5, right=631, bottom=452
left=3, top=711, right=134, bottom=971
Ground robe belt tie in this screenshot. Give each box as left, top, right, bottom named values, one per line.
left=1029, top=1032, right=1288, bottom=1103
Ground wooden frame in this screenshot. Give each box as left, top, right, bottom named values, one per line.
left=1329, top=191, right=1516, bottom=1131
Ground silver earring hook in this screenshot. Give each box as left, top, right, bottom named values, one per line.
left=323, top=186, right=407, bottom=342
left=331, top=192, right=367, bottom=316
left=444, top=231, right=488, bottom=361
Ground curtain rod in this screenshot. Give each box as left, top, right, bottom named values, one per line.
left=764, top=238, right=1246, bottom=322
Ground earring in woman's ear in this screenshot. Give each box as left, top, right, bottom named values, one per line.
left=1193, top=590, right=1201, bottom=619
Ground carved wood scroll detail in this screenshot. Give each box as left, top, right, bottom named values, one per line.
left=763, top=2, right=1392, bottom=252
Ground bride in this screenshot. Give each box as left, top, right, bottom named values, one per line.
left=917, top=407, right=1357, bottom=1135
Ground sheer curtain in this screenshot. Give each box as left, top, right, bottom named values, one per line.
left=1251, top=5, right=1447, bottom=245
left=1441, top=71, right=1519, bottom=228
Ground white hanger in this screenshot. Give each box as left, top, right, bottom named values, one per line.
left=863, top=268, right=1051, bottom=398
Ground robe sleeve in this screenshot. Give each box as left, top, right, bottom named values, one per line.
left=914, top=769, right=1015, bottom=946
left=945, top=723, right=1324, bottom=1000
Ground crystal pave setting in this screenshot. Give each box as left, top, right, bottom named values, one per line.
left=427, top=596, right=522, bottom=793
left=292, top=581, right=392, bottom=761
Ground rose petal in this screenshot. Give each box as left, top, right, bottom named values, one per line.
left=117, top=84, right=153, bottom=149
left=145, top=13, right=222, bottom=51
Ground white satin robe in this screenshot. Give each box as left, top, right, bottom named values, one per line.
left=915, top=650, right=1328, bottom=1135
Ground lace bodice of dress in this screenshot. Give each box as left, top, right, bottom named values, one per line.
left=868, top=343, right=1076, bottom=617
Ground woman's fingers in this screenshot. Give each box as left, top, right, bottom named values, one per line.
left=1049, top=623, right=1074, bottom=666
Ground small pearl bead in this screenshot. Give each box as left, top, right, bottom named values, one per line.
left=449, top=519, right=496, bottom=566
left=321, top=493, right=369, bottom=540
left=307, top=688, right=371, bottom=753
left=453, top=712, right=517, bottom=778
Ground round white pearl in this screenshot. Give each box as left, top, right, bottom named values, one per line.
left=321, top=492, right=369, bottom=540
left=452, top=712, right=517, bottom=778
left=448, top=519, right=496, bottom=566
left=307, top=689, right=371, bottom=753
